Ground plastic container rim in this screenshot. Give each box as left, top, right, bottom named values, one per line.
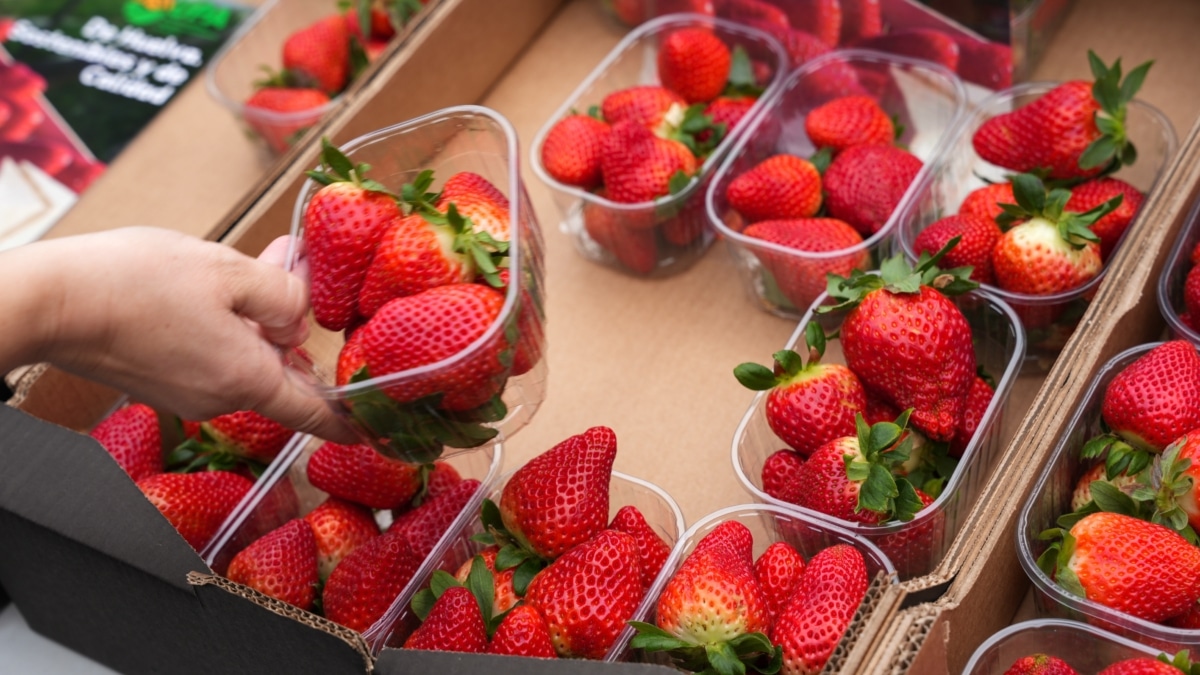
left=961, top=618, right=1167, bottom=674
left=1156, top=197, right=1200, bottom=344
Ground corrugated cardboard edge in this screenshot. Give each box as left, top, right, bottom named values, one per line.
left=187, top=571, right=373, bottom=672
left=857, top=111, right=1200, bottom=674
left=821, top=571, right=903, bottom=674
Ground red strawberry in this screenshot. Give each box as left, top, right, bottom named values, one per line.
left=390, top=478, right=480, bottom=558
left=583, top=199, right=659, bottom=275
left=955, top=38, right=1013, bottom=90
left=661, top=192, right=709, bottom=248
left=743, top=218, right=869, bottom=311
left=541, top=114, right=610, bottom=189
left=499, top=427, right=617, bottom=560
left=1168, top=604, right=1200, bottom=630
left=601, top=86, right=686, bottom=136
left=425, top=461, right=464, bottom=499
left=307, top=441, right=421, bottom=509
left=753, top=541, right=805, bottom=624
left=727, top=154, right=822, bottom=223
left=1185, top=266, right=1200, bottom=333
left=404, top=585, right=488, bottom=653
left=90, top=403, right=162, bottom=482
left=874, top=488, right=942, bottom=579
left=735, top=323, right=866, bottom=457
left=359, top=283, right=508, bottom=410
left=826, top=248, right=978, bottom=442
left=611, top=0, right=714, bottom=25
left=839, top=0, right=882, bottom=43
left=283, top=15, right=351, bottom=95
left=345, top=7, right=395, bottom=42
left=657, top=28, right=731, bottom=104
left=303, top=497, right=379, bottom=580
left=823, top=144, right=923, bottom=236
left=761, top=449, right=806, bottom=505
left=226, top=519, right=319, bottom=610
left=797, top=58, right=870, bottom=103
left=862, top=389, right=900, bottom=426
left=303, top=140, right=402, bottom=331
left=715, top=0, right=789, bottom=28
left=771, top=544, right=868, bottom=675
left=1041, top=511, right=1200, bottom=623
left=203, top=410, right=294, bottom=464
left=1129, top=431, right=1200, bottom=533
left=1098, top=341, right=1200, bottom=455
left=972, top=52, right=1150, bottom=180
left=610, top=505, right=672, bottom=590
left=1098, top=658, right=1190, bottom=675
left=336, top=326, right=368, bottom=386
left=1001, top=654, right=1080, bottom=674
left=454, top=548, right=518, bottom=616
left=1070, top=462, right=1138, bottom=512
left=949, top=375, right=993, bottom=457
left=322, top=527, right=424, bottom=632
left=701, top=95, right=756, bottom=145
left=438, top=171, right=512, bottom=245
left=525, top=529, right=643, bottom=659
left=959, top=182, right=1016, bottom=225
left=852, top=30, right=960, bottom=71
left=488, top=604, right=557, bottom=658
left=804, top=95, right=893, bottom=154
left=744, top=21, right=832, bottom=70
left=493, top=266, right=544, bottom=376
left=601, top=120, right=697, bottom=204
left=1065, top=177, right=1144, bottom=260
left=137, top=471, right=254, bottom=551
left=912, top=213, right=1002, bottom=285
left=781, top=0, right=842, bottom=47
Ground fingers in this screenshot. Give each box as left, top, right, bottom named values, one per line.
left=256, top=236, right=295, bottom=268
left=229, top=258, right=310, bottom=349
left=251, top=361, right=359, bottom=444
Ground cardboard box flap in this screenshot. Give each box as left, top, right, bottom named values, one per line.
left=373, top=648, right=679, bottom=674
left=0, top=405, right=207, bottom=590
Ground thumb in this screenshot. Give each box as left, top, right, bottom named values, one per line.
left=252, top=358, right=358, bottom=444
left=230, top=257, right=311, bottom=348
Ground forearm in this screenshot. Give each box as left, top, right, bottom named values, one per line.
left=0, top=238, right=73, bottom=375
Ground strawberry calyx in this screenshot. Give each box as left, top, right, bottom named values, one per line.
left=471, top=499, right=548, bottom=596
left=845, top=410, right=925, bottom=522
left=628, top=621, right=782, bottom=675
left=387, top=0, right=426, bottom=28
left=410, top=555, right=512, bottom=638
left=1123, top=439, right=1200, bottom=543
left=306, top=137, right=396, bottom=195
left=895, top=434, right=958, bottom=500
left=820, top=237, right=979, bottom=313
left=1157, top=650, right=1200, bottom=674
left=723, top=45, right=764, bottom=99
left=666, top=103, right=726, bottom=158
left=734, top=323, right=828, bottom=391
left=1081, top=427, right=1152, bottom=482
left=164, top=424, right=267, bottom=477
left=1079, top=50, right=1153, bottom=173
left=1036, top=526, right=1085, bottom=598
left=398, top=171, right=511, bottom=288
left=997, top=173, right=1121, bottom=248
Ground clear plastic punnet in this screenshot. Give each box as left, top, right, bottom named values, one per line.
left=896, top=83, right=1177, bottom=370
left=706, top=49, right=968, bottom=319
left=1158, top=198, right=1200, bottom=346
left=732, top=288, right=1025, bottom=579
left=963, top=619, right=1177, bottom=675
left=364, top=470, right=686, bottom=657
left=286, top=106, right=547, bottom=466
left=1017, top=342, right=1200, bottom=655
left=531, top=13, right=788, bottom=277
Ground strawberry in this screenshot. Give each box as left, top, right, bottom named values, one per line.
left=283, top=15, right=351, bottom=95
left=1065, top=177, right=1144, bottom=260
left=742, top=218, right=869, bottom=311
left=390, top=478, right=480, bottom=558
left=823, top=144, right=923, bottom=236
left=744, top=21, right=832, bottom=70
left=303, top=139, right=402, bottom=332
left=610, top=505, right=672, bottom=591
left=753, top=541, right=805, bottom=624
left=735, top=322, right=866, bottom=458
left=454, top=548, right=518, bottom=616
left=873, top=488, right=942, bottom=579
left=1070, top=462, right=1138, bottom=512
left=797, top=58, right=871, bottom=103
left=611, top=0, right=714, bottom=25
left=90, top=403, right=162, bottom=482
left=425, top=461, right=464, bottom=499
left=1098, top=657, right=1193, bottom=675
left=582, top=197, right=659, bottom=275
left=726, top=154, right=822, bottom=223
left=488, top=604, right=557, bottom=658
left=1125, top=431, right=1200, bottom=534
left=1185, top=266, right=1200, bottom=333
left=761, top=449, right=806, bottom=505
left=437, top=171, right=512, bottom=245
left=862, top=389, right=900, bottom=425
left=225, top=519, right=319, bottom=610
left=497, top=426, right=617, bottom=561
left=524, top=529, right=643, bottom=659
left=336, top=326, right=367, bottom=386
left=949, top=375, right=993, bottom=458
left=345, top=7, right=395, bottom=42
left=912, top=213, right=1002, bottom=285
left=661, top=192, right=709, bottom=248
left=839, top=0, right=882, bottom=43
left=1100, top=341, right=1200, bottom=455
left=700, top=95, right=756, bottom=146
left=955, top=38, right=1013, bottom=90
left=804, top=95, right=893, bottom=154
left=303, top=497, right=379, bottom=581
left=1002, top=654, right=1080, bottom=674
left=359, top=282, right=508, bottom=411
left=972, top=52, right=1152, bottom=181
left=959, top=182, right=1016, bottom=225
left=404, top=585, right=489, bottom=653
left=600, top=120, right=697, bottom=204
left=306, top=441, right=421, bottom=509
left=601, top=86, right=686, bottom=135
left=202, top=410, right=294, bottom=464
left=781, top=0, right=842, bottom=47
left=1039, top=511, right=1200, bottom=623
left=852, top=30, right=960, bottom=71
left=137, top=471, right=254, bottom=551
left=541, top=114, right=610, bottom=189
left=1168, top=604, right=1200, bottom=630
left=714, top=0, right=789, bottom=29
left=494, top=267, right=544, bottom=376
left=823, top=245, right=978, bottom=442
left=771, top=544, right=868, bottom=675
left=657, top=28, right=731, bottom=104
left=631, top=521, right=775, bottom=673
left=322, top=527, right=424, bottom=632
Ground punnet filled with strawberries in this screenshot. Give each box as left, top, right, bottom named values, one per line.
left=706, top=49, right=966, bottom=318
left=732, top=244, right=1025, bottom=579
left=206, top=0, right=433, bottom=154
left=531, top=13, right=787, bottom=277
left=361, top=426, right=686, bottom=659
left=286, top=106, right=547, bottom=466
left=963, top=619, right=1200, bottom=675
left=1018, top=341, right=1200, bottom=654
left=198, top=433, right=500, bottom=640
left=897, top=51, right=1178, bottom=369
left=624, top=504, right=895, bottom=675
left=1156, top=199, right=1200, bottom=346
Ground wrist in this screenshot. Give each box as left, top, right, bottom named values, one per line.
left=0, top=239, right=73, bottom=372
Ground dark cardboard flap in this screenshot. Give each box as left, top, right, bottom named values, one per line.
left=373, top=649, right=680, bottom=674
left=0, top=405, right=207, bottom=590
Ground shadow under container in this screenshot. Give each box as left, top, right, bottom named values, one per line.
left=963, top=618, right=1177, bottom=675
left=897, top=82, right=1177, bottom=371
left=706, top=50, right=968, bottom=319
left=287, top=106, right=548, bottom=466
left=1158, top=198, right=1200, bottom=346
left=362, top=470, right=686, bottom=657
left=530, top=13, right=788, bottom=278
left=201, top=433, right=503, bottom=638
left=205, top=0, right=342, bottom=155
left=615, top=504, right=897, bottom=665
left=1017, top=343, right=1200, bottom=656
left=732, top=289, right=1026, bottom=579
